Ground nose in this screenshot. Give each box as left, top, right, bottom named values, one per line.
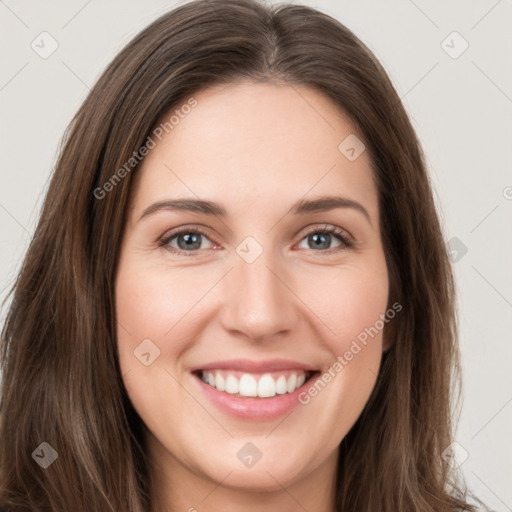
left=218, top=244, right=299, bottom=343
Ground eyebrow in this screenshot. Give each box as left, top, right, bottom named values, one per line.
left=138, top=195, right=372, bottom=225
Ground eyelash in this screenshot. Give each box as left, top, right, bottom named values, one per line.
left=159, top=224, right=353, bottom=257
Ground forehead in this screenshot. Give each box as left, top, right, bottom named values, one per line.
left=129, top=80, right=377, bottom=219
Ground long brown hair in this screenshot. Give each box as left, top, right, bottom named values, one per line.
left=0, top=0, right=480, bottom=510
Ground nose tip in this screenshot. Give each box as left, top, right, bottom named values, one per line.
left=217, top=250, right=299, bottom=343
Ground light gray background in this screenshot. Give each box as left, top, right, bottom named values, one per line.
left=1, top=0, right=511, bottom=509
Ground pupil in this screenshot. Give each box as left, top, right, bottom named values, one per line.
left=179, top=233, right=201, bottom=250
left=310, top=233, right=330, bottom=250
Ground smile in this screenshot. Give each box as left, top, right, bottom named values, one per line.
left=198, top=369, right=311, bottom=398
left=191, top=359, right=320, bottom=420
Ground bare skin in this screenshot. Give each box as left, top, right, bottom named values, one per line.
left=115, top=80, right=389, bottom=512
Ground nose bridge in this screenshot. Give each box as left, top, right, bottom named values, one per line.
left=219, top=239, right=297, bottom=341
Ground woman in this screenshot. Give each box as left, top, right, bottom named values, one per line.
left=0, top=0, right=486, bottom=510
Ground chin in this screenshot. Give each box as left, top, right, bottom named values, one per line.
left=194, top=440, right=314, bottom=491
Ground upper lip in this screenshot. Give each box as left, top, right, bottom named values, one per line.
left=190, top=358, right=318, bottom=373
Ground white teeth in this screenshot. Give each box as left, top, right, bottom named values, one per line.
left=225, top=375, right=239, bottom=394
left=200, top=370, right=310, bottom=398
left=239, top=374, right=258, bottom=397
left=216, top=373, right=225, bottom=392
left=257, top=374, right=276, bottom=397
left=286, top=374, right=297, bottom=393
left=275, top=375, right=287, bottom=395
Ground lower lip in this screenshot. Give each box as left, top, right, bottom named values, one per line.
left=192, top=373, right=317, bottom=420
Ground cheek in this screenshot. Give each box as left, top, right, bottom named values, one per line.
left=114, top=256, right=221, bottom=437
left=296, top=259, right=389, bottom=351
left=293, top=261, right=389, bottom=418
left=114, top=258, right=208, bottom=444
left=115, top=259, right=206, bottom=365
left=335, top=272, right=388, bottom=351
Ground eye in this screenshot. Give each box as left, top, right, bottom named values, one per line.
left=159, top=223, right=353, bottom=256
left=160, top=226, right=217, bottom=257
left=296, top=224, right=352, bottom=252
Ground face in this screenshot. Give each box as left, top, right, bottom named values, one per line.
left=115, top=80, right=389, bottom=500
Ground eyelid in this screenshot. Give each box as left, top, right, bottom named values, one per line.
left=299, top=223, right=353, bottom=243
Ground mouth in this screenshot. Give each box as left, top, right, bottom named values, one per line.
left=193, top=369, right=315, bottom=398
left=190, top=359, right=320, bottom=420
